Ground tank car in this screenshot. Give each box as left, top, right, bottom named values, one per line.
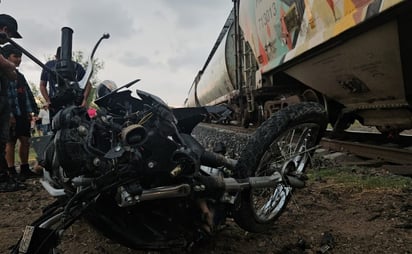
left=185, top=0, right=412, bottom=135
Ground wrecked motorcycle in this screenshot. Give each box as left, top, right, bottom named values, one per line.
left=8, top=27, right=327, bottom=253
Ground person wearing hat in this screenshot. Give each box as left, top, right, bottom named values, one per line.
left=0, top=14, right=21, bottom=80
left=0, top=13, right=26, bottom=192
left=3, top=44, right=40, bottom=181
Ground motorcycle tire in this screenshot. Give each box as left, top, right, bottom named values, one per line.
left=233, top=102, right=327, bottom=232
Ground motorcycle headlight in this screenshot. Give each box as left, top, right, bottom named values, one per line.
left=121, top=124, right=148, bottom=146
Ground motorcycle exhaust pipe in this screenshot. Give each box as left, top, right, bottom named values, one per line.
left=140, top=184, right=191, bottom=201
left=117, top=184, right=191, bottom=207
left=221, top=172, right=305, bottom=192
left=223, top=172, right=283, bottom=192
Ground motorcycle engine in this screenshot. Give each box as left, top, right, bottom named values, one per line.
left=47, top=100, right=204, bottom=190
left=51, top=106, right=107, bottom=178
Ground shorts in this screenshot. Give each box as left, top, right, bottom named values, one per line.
left=9, top=115, right=31, bottom=140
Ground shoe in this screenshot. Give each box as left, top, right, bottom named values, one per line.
left=20, top=166, right=42, bottom=181
left=7, top=167, right=25, bottom=182
left=7, top=167, right=26, bottom=182
left=0, top=173, right=26, bottom=192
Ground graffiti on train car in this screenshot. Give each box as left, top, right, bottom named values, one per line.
left=186, top=0, right=412, bottom=136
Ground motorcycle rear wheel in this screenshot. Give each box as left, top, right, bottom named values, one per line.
left=233, top=102, right=327, bottom=232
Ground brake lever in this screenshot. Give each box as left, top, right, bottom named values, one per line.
left=78, top=33, right=110, bottom=89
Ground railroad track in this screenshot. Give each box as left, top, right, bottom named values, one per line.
left=321, top=130, right=412, bottom=175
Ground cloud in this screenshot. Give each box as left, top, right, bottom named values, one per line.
left=1, top=0, right=234, bottom=106
left=66, top=1, right=136, bottom=43
left=121, top=53, right=154, bottom=67
left=161, top=0, right=231, bottom=29
left=167, top=48, right=205, bottom=72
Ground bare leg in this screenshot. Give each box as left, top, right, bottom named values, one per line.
left=5, top=140, right=16, bottom=168
left=18, top=136, right=30, bottom=165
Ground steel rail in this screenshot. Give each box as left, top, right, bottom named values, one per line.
left=320, top=138, right=412, bottom=165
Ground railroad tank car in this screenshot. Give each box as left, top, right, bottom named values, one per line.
left=185, top=0, right=412, bottom=135
left=185, top=10, right=237, bottom=109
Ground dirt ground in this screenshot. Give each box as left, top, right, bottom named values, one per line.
left=1, top=158, right=411, bottom=254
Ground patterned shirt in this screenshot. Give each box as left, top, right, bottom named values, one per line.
left=7, top=70, right=38, bottom=117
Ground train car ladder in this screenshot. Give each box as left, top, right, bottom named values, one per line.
left=242, top=41, right=257, bottom=113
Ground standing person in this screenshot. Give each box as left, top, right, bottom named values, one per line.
left=39, top=46, right=91, bottom=120
left=0, top=13, right=26, bottom=192
left=38, top=104, right=50, bottom=135
left=3, top=44, right=40, bottom=180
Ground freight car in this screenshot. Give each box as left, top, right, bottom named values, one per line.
left=184, top=0, right=412, bottom=135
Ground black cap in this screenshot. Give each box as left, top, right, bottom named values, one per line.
left=0, top=14, right=22, bottom=38
left=1, top=44, right=22, bottom=58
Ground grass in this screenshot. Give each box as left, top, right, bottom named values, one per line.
left=308, top=166, right=412, bottom=190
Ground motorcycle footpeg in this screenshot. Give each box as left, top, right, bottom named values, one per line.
left=14, top=225, right=58, bottom=254
left=286, top=175, right=306, bottom=188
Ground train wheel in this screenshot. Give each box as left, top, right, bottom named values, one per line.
left=232, top=102, right=327, bottom=232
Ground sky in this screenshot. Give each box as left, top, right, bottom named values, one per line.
left=1, top=0, right=234, bottom=106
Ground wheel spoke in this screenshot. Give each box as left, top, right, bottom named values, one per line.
left=252, top=123, right=321, bottom=221
left=233, top=102, right=327, bottom=232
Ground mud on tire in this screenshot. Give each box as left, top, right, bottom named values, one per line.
left=232, top=102, right=327, bottom=232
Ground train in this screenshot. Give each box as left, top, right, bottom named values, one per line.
left=184, top=0, right=412, bottom=135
